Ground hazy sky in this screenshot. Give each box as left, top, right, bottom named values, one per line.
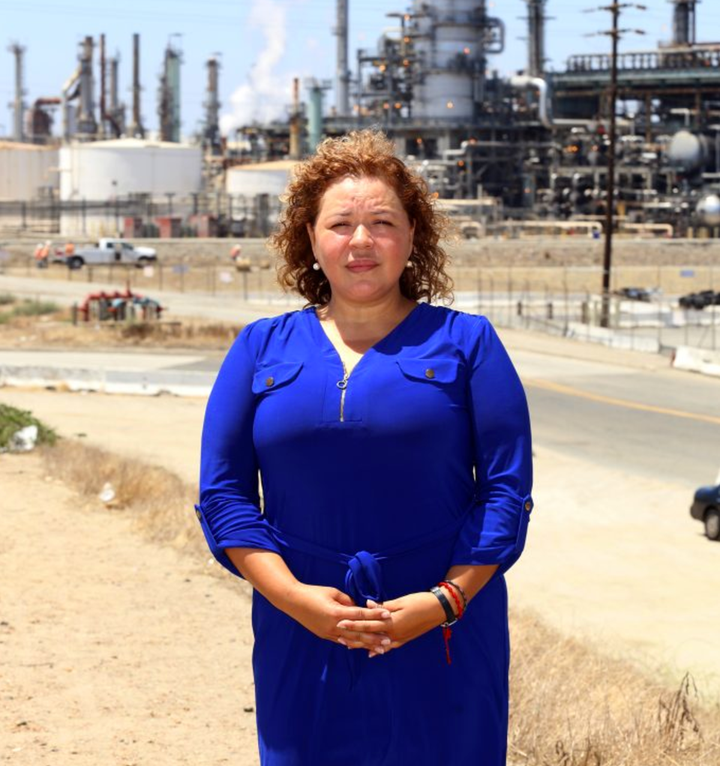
left=1, top=0, right=714, bottom=140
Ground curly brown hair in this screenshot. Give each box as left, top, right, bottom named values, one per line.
left=272, top=129, right=453, bottom=306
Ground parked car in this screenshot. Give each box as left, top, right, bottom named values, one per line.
left=614, top=286, right=653, bottom=302
left=679, top=290, right=720, bottom=310
left=690, top=483, right=720, bottom=540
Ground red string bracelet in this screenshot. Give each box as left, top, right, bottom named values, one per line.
left=439, top=581, right=464, bottom=620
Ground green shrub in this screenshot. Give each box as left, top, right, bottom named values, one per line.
left=11, top=300, right=60, bottom=317
left=0, top=404, right=58, bottom=450
left=0, top=293, right=14, bottom=306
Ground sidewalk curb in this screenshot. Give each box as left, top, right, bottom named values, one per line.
left=0, top=365, right=215, bottom=398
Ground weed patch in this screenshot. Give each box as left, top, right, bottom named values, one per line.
left=0, top=404, right=58, bottom=450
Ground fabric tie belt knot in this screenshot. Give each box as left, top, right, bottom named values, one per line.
left=345, top=550, right=384, bottom=606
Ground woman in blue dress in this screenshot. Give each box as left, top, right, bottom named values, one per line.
left=197, top=130, right=533, bottom=766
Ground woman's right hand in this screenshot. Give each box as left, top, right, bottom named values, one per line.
left=284, top=583, right=392, bottom=651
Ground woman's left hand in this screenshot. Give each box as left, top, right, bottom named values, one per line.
left=336, top=593, right=445, bottom=657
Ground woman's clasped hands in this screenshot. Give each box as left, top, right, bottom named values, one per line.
left=337, top=593, right=447, bottom=658
left=285, top=583, right=448, bottom=658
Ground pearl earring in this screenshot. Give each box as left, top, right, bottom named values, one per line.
left=312, top=261, right=321, bottom=271
left=405, top=260, right=413, bottom=269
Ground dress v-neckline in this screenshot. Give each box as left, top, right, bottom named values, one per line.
left=308, top=302, right=424, bottom=377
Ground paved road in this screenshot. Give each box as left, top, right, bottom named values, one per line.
left=513, top=350, right=720, bottom=487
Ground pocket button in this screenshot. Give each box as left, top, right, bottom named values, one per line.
left=424, top=368, right=435, bottom=379
left=265, top=376, right=275, bottom=387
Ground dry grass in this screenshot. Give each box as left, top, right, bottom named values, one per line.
left=41, top=439, right=205, bottom=559
left=0, top=298, right=241, bottom=350
left=508, top=610, right=720, bottom=766
left=42, top=439, right=720, bottom=766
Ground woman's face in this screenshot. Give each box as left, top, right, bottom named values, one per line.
left=306, top=175, right=415, bottom=306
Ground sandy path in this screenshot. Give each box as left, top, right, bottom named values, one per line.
left=1, top=452, right=259, bottom=766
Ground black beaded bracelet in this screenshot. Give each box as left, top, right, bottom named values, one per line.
left=430, top=586, right=458, bottom=627
left=444, top=579, right=468, bottom=611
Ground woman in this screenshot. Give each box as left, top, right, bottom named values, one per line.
left=197, top=130, right=533, bottom=766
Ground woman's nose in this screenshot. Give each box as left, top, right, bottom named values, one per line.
left=350, top=224, right=373, bottom=247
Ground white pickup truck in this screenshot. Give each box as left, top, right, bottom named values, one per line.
left=63, top=239, right=157, bottom=270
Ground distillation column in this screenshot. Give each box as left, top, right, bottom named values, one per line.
left=8, top=43, right=27, bottom=142
left=334, top=0, right=350, bottom=116
left=526, top=0, right=547, bottom=77
left=76, top=36, right=97, bottom=137
left=672, top=0, right=698, bottom=46
left=203, top=56, right=221, bottom=153
left=128, top=33, right=145, bottom=138
left=410, top=0, right=504, bottom=121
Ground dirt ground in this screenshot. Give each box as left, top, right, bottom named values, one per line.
left=0, top=450, right=259, bottom=766
left=1, top=383, right=719, bottom=765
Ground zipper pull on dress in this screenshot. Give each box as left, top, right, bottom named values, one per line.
left=336, top=362, right=349, bottom=422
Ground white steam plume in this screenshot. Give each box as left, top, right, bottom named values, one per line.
left=220, top=0, right=292, bottom=135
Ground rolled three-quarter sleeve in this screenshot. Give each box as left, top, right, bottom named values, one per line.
left=450, top=317, right=533, bottom=575
left=197, top=321, right=281, bottom=577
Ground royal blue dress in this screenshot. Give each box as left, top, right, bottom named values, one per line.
left=197, top=302, right=533, bottom=766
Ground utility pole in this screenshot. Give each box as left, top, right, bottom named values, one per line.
left=588, top=3, right=645, bottom=328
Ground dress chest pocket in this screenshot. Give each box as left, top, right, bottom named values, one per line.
left=395, top=358, right=467, bottom=410
left=252, top=361, right=304, bottom=396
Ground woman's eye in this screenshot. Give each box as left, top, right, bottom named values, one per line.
left=374, top=220, right=392, bottom=226
left=331, top=222, right=349, bottom=229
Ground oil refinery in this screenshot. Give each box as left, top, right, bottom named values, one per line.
left=2, top=0, right=720, bottom=238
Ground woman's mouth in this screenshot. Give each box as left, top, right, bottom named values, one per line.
left=347, top=261, right=378, bottom=273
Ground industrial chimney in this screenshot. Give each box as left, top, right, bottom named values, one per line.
left=128, top=33, right=145, bottom=138
left=76, top=36, right=98, bottom=137
left=526, top=0, right=547, bottom=77
left=671, top=0, right=698, bottom=46
left=158, top=39, right=182, bottom=142
left=333, top=0, right=350, bottom=116
left=108, top=54, right=126, bottom=136
left=203, top=56, right=221, bottom=154
left=8, top=43, right=27, bottom=142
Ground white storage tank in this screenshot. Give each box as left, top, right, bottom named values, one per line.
left=226, top=160, right=297, bottom=197
left=0, top=141, right=59, bottom=200
left=59, top=138, right=202, bottom=200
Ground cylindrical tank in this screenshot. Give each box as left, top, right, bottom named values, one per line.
left=410, top=0, right=487, bottom=119
left=226, top=161, right=296, bottom=196
left=0, top=142, right=59, bottom=200
left=667, top=130, right=711, bottom=172
left=59, top=138, right=202, bottom=200
left=696, top=193, right=720, bottom=226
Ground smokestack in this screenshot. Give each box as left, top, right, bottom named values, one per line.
left=672, top=0, right=698, bottom=46
left=289, top=77, right=301, bottom=159
left=99, top=33, right=107, bottom=138
left=129, top=33, right=145, bottom=138
left=203, top=56, right=221, bottom=153
left=333, top=0, right=350, bottom=116
left=7, top=43, right=27, bottom=142
left=526, top=0, right=547, bottom=77
left=106, top=55, right=125, bottom=137
left=158, top=41, right=182, bottom=143
left=77, top=35, right=97, bottom=137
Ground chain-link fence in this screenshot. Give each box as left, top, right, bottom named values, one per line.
left=4, top=258, right=717, bottom=352
left=0, top=194, right=283, bottom=239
